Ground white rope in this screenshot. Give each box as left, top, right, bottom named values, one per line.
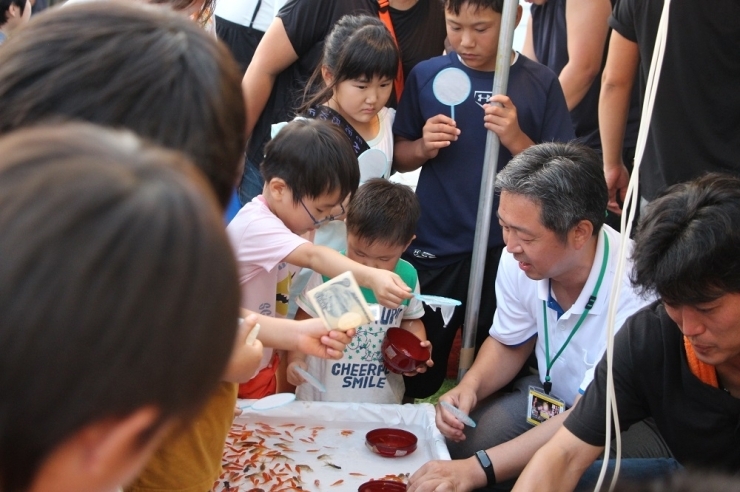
left=594, top=1, right=672, bottom=490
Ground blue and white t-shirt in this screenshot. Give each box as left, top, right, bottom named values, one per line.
left=394, top=51, right=574, bottom=269
left=295, top=258, right=424, bottom=403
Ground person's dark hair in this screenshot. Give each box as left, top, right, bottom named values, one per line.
left=495, top=142, right=607, bottom=242
left=631, top=173, right=740, bottom=305
left=0, top=124, right=240, bottom=492
left=151, top=0, right=214, bottom=26
left=261, top=119, right=360, bottom=204
left=0, top=1, right=245, bottom=209
left=346, top=179, right=420, bottom=248
left=0, top=0, right=26, bottom=27
left=298, top=15, right=399, bottom=114
left=443, top=0, right=504, bottom=15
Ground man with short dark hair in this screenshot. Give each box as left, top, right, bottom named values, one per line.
left=409, top=142, right=668, bottom=492
left=515, top=173, right=740, bottom=491
left=0, top=0, right=30, bottom=43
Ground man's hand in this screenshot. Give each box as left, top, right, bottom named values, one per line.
left=483, top=95, right=534, bottom=155
left=294, top=317, right=355, bottom=360
left=408, top=456, right=485, bottom=492
left=436, top=385, right=477, bottom=441
left=605, top=160, right=630, bottom=214
left=420, top=114, right=460, bottom=160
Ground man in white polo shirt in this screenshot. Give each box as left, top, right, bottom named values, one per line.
left=408, top=142, right=671, bottom=492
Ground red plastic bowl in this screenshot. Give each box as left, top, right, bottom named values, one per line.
left=358, top=479, right=408, bottom=491
left=365, top=428, right=418, bottom=457
left=381, top=327, right=430, bottom=374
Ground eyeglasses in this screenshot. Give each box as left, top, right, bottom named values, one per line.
left=300, top=200, right=346, bottom=227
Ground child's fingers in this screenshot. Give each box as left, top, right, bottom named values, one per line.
left=322, top=332, right=351, bottom=351
left=378, top=290, right=404, bottom=309
left=427, top=113, right=457, bottom=126
left=321, top=334, right=350, bottom=359
left=324, top=347, right=345, bottom=360
left=286, top=362, right=307, bottom=386
left=425, top=124, right=460, bottom=141
left=488, top=94, right=512, bottom=107
left=326, top=329, right=354, bottom=343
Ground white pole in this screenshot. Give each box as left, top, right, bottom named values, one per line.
left=458, top=0, right=519, bottom=380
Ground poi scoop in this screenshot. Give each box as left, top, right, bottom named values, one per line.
left=358, top=148, right=389, bottom=184
left=294, top=366, right=327, bottom=393
left=440, top=401, right=477, bottom=427
left=432, top=67, right=472, bottom=121
left=413, top=293, right=461, bottom=327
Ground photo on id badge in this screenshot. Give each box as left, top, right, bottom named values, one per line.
left=527, top=386, right=564, bottom=426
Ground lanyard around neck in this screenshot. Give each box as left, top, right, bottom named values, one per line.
left=542, top=230, right=609, bottom=394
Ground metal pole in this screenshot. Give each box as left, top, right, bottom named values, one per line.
left=458, top=0, right=519, bottom=380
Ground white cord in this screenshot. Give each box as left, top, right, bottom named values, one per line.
left=594, top=1, right=672, bottom=490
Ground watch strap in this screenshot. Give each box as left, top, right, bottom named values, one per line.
left=475, top=449, right=497, bottom=486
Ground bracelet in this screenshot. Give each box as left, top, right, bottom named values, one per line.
left=475, top=449, right=497, bottom=486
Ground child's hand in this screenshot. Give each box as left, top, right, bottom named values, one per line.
left=420, top=114, right=460, bottom=160
left=287, top=359, right=309, bottom=387
left=295, top=317, right=354, bottom=360
left=403, top=339, right=434, bottom=377
left=222, top=314, right=264, bottom=383
left=483, top=95, right=534, bottom=155
left=368, top=269, right=412, bottom=309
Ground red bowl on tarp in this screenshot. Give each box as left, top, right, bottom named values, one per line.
left=358, top=479, right=408, bottom=491
left=365, top=428, right=418, bottom=457
left=381, top=327, right=430, bottom=374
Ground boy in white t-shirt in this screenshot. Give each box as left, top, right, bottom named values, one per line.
left=227, top=120, right=412, bottom=398
left=288, top=179, right=432, bottom=403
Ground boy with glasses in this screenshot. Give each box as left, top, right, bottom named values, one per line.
left=227, top=119, right=412, bottom=399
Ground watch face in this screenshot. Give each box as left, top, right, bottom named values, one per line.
left=476, top=450, right=496, bottom=485
left=477, top=450, right=491, bottom=467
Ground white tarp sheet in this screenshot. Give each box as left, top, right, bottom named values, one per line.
left=213, top=401, right=449, bottom=491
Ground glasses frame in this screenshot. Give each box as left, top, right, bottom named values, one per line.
left=300, top=200, right=346, bottom=227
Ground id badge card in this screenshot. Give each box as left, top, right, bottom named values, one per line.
left=527, top=386, right=565, bottom=426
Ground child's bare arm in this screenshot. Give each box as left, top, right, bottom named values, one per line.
left=247, top=310, right=354, bottom=359
left=400, top=318, right=433, bottom=377
left=285, top=243, right=411, bottom=309
left=222, top=314, right=264, bottom=383
left=483, top=95, right=535, bottom=156
left=393, top=114, right=461, bottom=172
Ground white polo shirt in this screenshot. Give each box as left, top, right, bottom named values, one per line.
left=489, top=225, right=654, bottom=406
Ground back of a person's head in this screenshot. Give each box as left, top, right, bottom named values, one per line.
left=632, top=173, right=740, bottom=304
left=0, top=1, right=245, bottom=208
left=0, top=123, right=240, bottom=492
left=495, top=142, right=607, bottom=242
left=444, top=0, right=504, bottom=14
left=150, top=0, right=214, bottom=25
left=261, top=119, right=360, bottom=204
left=346, top=179, right=420, bottom=248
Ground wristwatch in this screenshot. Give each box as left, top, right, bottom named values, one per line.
left=475, top=449, right=497, bottom=486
